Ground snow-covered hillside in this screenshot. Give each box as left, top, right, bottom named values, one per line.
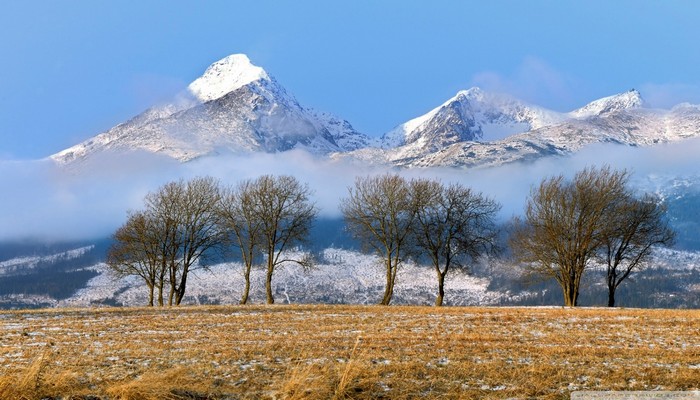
left=0, top=246, right=94, bottom=276
left=0, top=242, right=697, bottom=309
left=47, top=246, right=700, bottom=309
left=569, top=89, right=644, bottom=119
left=380, top=88, right=565, bottom=162
left=61, top=249, right=501, bottom=307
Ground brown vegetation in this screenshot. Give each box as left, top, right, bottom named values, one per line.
left=1, top=305, right=698, bottom=399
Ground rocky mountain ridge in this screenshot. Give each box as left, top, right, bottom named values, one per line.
left=51, top=54, right=700, bottom=169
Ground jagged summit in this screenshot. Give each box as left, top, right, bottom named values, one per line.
left=188, top=54, right=270, bottom=102
left=51, top=53, right=369, bottom=165
left=570, top=89, right=644, bottom=118
left=380, top=86, right=565, bottom=161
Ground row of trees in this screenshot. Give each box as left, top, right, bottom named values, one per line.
left=107, top=176, right=316, bottom=306
left=108, top=166, right=674, bottom=308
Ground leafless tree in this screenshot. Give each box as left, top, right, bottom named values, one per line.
left=510, top=166, right=629, bottom=307
left=599, top=194, right=675, bottom=307
left=245, top=175, right=317, bottom=304
left=166, top=177, right=224, bottom=305
left=340, top=174, right=416, bottom=305
left=411, top=179, right=501, bottom=306
left=107, top=211, right=164, bottom=306
left=218, top=180, right=263, bottom=304
left=110, top=177, right=224, bottom=306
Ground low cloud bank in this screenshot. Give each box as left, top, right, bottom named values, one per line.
left=1, top=139, right=700, bottom=242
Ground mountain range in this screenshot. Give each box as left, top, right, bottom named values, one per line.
left=50, top=54, right=700, bottom=169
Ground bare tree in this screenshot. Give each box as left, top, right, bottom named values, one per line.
left=411, top=179, right=501, bottom=306
left=510, top=166, right=629, bottom=307
left=246, top=175, right=317, bottom=304
left=128, top=176, right=225, bottom=306
left=218, top=180, right=263, bottom=304
left=340, top=174, right=416, bottom=305
left=172, top=177, right=224, bottom=305
left=599, top=194, right=675, bottom=307
left=107, top=211, right=163, bottom=306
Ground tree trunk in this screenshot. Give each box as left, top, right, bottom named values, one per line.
left=435, top=271, right=446, bottom=307
left=562, top=280, right=578, bottom=307
left=168, top=283, right=175, bottom=306
left=607, top=285, right=616, bottom=307
left=147, top=284, right=154, bottom=307
left=380, top=257, right=393, bottom=305
left=265, top=271, right=274, bottom=304
left=175, top=271, right=188, bottom=306
left=157, top=285, right=164, bottom=307
left=240, top=268, right=251, bottom=305
left=380, top=283, right=393, bottom=305
left=265, top=257, right=275, bottom=304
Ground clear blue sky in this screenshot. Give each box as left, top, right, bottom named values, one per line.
left=2, top=0, right=699, bottom=159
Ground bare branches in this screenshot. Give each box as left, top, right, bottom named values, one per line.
left=341, top=175, right=501, bottom=306
left=340, top=174, right=417, bottom=305
left=511, top=166, right=675, bottom=307
left=221, top=175, right=317, bottom=304
left=412, top=180, right=501, bottom=306
left=511, top=166, right=630, bottom=306
left=599, top=193, right=676, bottom=306
left=108, top=177, right=224, bottom=306
left=107, top=211, right=164, bottom=306
left=218, top=180, right=263, bottom=304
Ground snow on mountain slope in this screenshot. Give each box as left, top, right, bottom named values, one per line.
left=0, top=245, right=94, bottom=276
left=51, top=54, right=369, bottom=164
left=354, top=88, right=700, bottom=168
left=569, top=89, right=644, bottom=119
left=382, top=87, right=564, bottom=149
left=375, top=87, right=569, bottom=166
left=49, top=53, right=700, bottom=170
left=310, top=110, right=379, bottom=151
left=52, top=245, right=700, bottom=309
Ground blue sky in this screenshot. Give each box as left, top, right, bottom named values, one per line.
left=1, top=0, right=699, bottom=159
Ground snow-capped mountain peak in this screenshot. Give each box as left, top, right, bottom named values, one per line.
left=570, top=89, right=644, bottom=118
left=188, top=54, right=270, bottom=102
left=51, top=53, right=371, bottom=165
left=380, top=86, right=565, bottom=154
left=454, top=87, right=487, bottom=102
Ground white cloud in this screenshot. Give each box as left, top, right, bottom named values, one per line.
left=471, top=56, right=578, bottom=111
left=1, top=138, right=700, bottom=241
left=638, top=82, right=700, bottom=109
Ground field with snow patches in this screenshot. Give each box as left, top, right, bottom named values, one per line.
left=0, top=305, right=698, bottom=399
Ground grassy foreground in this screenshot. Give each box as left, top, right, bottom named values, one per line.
left=0, top=305, right=698, bottom=399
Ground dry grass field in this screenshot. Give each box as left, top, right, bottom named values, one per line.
left=0, top=305, right=698, bottom=399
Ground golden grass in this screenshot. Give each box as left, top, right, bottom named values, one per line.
left=0, top=305, right=698, bottom=399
